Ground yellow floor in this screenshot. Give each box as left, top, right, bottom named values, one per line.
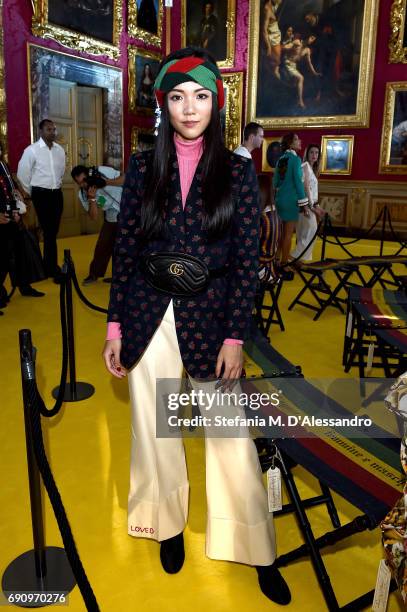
left=0, top=234, right=404, bottom=611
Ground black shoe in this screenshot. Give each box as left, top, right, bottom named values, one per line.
left=19, top=286, right=45, bottom=297
left=256, top=563, right=291, bottom=605
left=102, top=277, right=112, bottom=283
left=82, top=275, right=98, bottom=286
left=160, top=532, right=185, bottom=574
left=53, top=274, right=62, bottom=285
left=279, top=267, right=294, bottom=281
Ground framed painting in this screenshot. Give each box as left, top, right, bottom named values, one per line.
left=262, top=136, right=282, bottom=172
left=247, top=0, right=379, bottom=129
left=221, top=72, right=243, bottom=151
left=379, top=82, right=407, bottom=175
left=389, top=0, right=407, bottom=63
left=128, top=47, right=161, bottom=114
left=181, top=0, right=236, bottom=69
left=128, top=0, right=164, bottom=48
left=131, top=126, right=156, bottom=153
left=320, top=136, right=354, bottom=175
left=32, top=0, right=123, bottom=59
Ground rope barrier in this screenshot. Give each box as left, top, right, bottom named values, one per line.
left=37, top=277, right=68, bottom=417
left=23, top=344, right=99, bottom=611
left=67, top=255, right=108, bottom=315
left=321, top=207, right=386, bottom=248
left=386, top=210, right=407, bottom=253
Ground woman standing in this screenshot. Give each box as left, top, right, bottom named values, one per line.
left=290, top=143, right=325, bottom=263
left=273, top=132, right=308, bottom=279
left=103, top=48, right=290, bottom=605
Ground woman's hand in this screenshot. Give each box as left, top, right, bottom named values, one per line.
left=215, top=344, right=244, bottom=391
left=0, top=212, right=10, bottom=224
left=102, top=339, right=126, bottom=378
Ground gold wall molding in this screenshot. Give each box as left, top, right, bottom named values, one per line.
left=181, top=0, right=236, bottom=69
left=319, top=179, right=407, bottom=231
left=128, top=0, right=163, bottom=48
left=379, top=81, right=407, bottom=175
left=32, top=0, right=123, bottom=59
left=222, top=72, right=243, bottom=151
left=389, top=0, right=407, bottom=63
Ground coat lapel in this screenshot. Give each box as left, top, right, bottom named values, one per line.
left=166, top=155, right=186, bottom=248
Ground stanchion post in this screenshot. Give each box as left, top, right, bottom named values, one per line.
left=52, top=249, right=95, bottom=402
left=321, top=214, right=329, bottom=261
left=379, top=206, right=387, bottom=257
left=64, top=250, right=77, bottom=400
left=19, top=329, right=47, bottom=579
left=2, top=330, right=76, bottom=606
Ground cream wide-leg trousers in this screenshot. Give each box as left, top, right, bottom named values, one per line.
left=127, top=300, right=276, bottom=566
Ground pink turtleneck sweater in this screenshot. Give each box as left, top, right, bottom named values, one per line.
left=106, top=134, right=242, bottom=346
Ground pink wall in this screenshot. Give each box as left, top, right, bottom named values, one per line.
left=3, top=0, right=164, bottom=171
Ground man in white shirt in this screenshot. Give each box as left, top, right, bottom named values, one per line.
left=234, top=122, right=264, bottom=158
left=17, top=119, right=66, bottom=282
left=71, top=164, right=123, bottom=285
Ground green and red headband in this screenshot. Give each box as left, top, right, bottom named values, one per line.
left=154, top=56, right=225, bottom=110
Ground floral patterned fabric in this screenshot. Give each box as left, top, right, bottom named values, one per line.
left=381, top=374, right=407, bottom=602
left=107, top=149, right=260, bottom=378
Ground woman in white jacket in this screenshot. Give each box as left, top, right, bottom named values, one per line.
left=290, top=143, right=325, bottom=263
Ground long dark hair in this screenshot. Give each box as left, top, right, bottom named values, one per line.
left=304, top=143, right=321, bottom=177
left=141, top=47, right=233, bottom=242
left=281, top=132, right=296, bottom=152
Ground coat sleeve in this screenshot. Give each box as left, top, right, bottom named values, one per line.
left=223, top=159, right=260, bottom=342
left=107, top=154, right=142, bottom=323
left=292, top=156, right=308, bottom=207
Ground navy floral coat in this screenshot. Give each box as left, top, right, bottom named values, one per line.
left=107, top=148, right=260, bottom=379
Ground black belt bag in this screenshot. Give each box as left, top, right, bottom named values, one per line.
left=140, top=251, right=229, bottom=297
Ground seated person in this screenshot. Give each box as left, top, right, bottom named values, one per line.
left=71, top=165, right=124, bottom=285
left=257, top=173, right=282, bottom=284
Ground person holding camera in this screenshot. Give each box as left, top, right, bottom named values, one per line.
left=71, top=164, right=124, bottom=285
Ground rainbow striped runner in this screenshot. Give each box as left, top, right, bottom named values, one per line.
left=244, top=328, right=402, bottom=523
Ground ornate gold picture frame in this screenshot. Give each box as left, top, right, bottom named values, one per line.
left=262, top=136, right=282, bottom=172
left=131, top=126, right=156, bottom=153
left=379, top=82, right=407, bottom=175
left=181, top=0, right=236, bottom=69
left=128, top=46, right=161, bottom=114
left=128, top=0, right=164, bottom=48
left=389, top=0, right=407, bottom=63
left=222, top=72, right=243, bottom=151
left=247, top=0, right=379, bottom=129
left=32, top=0, right=123, bottom=59
left=320, top=136, right=354, bottom=175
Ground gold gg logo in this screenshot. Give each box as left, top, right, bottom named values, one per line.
left=169, top=262, right=184, bottom=276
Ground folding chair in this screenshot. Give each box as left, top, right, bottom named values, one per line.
left=343, top=287, right=407, bottom=377
left=241, top=336, right=401, bottom=611
left=288, top=259, right=357, bottom=321
left=254, top=277, right=285, bottom=335
left=255, top=200, right=284, bottom=334
left=344, top=256, right=407, bottom=289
